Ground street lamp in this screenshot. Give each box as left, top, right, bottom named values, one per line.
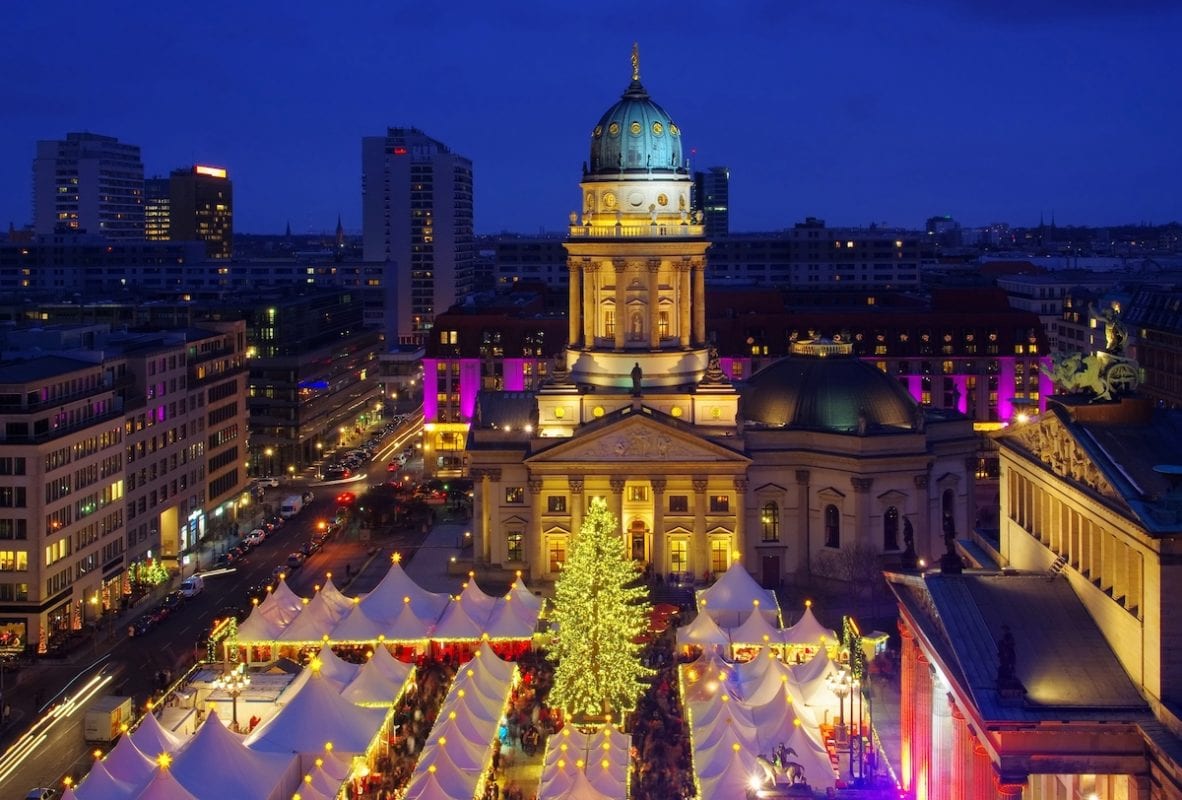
left=826, top=668, right=852, bottom=745
left=264, top=447, right=274, bottom=477
left=212, top=662, right=250, bottom=732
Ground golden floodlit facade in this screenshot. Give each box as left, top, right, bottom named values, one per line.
left=465, top=50, right=978, bottom=587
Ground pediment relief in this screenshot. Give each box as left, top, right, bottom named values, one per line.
left=500, top=514, right=529, bottom=527
left=817, top=486, right=846, bottom=500
left=528, top=414, right=750, bottom=465
left=877, top=489, right=908, bottom=504
left=755, top=482, right=788, bottom=495
left=706, top=525, right=734, bottom=537
left=665, top=526, right=694, bottom=536
left=542, top=525, right=570, bottom=537
left=1006, top=416, right=1120, bottom=501
left=936, top=472, right=961, bottom=488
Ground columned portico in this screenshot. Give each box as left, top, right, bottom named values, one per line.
left=692, top=259, right=706, bottom=346
left=567, top=260, right=582, bottom=347
left=647, top=258, right=661, bottom=350
left=609, top=476, right=626, bottom=532
left=613, top=259, right=627, bottom=351
left=528, top=477, right=544, bottom=579
left=678, top=261, right=691, bottom=349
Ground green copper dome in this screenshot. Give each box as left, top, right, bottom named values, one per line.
left=739, top=350, right=921, bottom=434
left=587, top=70, right=686, bottom=178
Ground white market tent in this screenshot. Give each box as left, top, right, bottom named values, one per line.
left=538, top=724, right=630, bottom=800
left=341, top=650, right=414, bottom=706
left=244, top=667, right=389, bottom=760
left=695, top=562, right=779, bottom=628
left=234, top=560, right=541, bottom=649
left=133, top=766, right=201, bottom=800
left=359, top=559, right=450, bottom=624
left=676, top=612, right=731, bottom=650
left=101, top=734, right=155, bottom=788
left=728, top=607, right=786, bottom=650
left=129, top=712, right=186, bottom=758
left=170, top=710, right=299, bottom=800
left=73, top=760, right=135, bottom=800
left=783, top=603, right=839, bottom=648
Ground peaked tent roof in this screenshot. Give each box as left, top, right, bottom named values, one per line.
left=73, top=760, right=135, bottom=800
left=341, top=654, right=411, bottom=706
left=485, top=594, right=540, bottom=640
left=417, top=731, right=489, bottom=772
left=102, top=733, right=156, bottom=787
left=728, top=607, right=785, bottom=648
left=259, top=577, right=304, bottom=625
left=509, top=575, right=543, bottom=613
left=171, top=710, right=296, bottom=800
left=368, top=643, right=416, bottom=685
left=563, top=769, right=615, bottom=800
left=329, top=601, right=387, bottom=643
left=235, top=601, right=287, bottom=642
left=245, top=669, right=387, bottom=757
left=676, top=612, right=731, bottom=649
left=359, top=560, right=450, bottom=624
left=696, top=562, right=779, bottom=628
left=276, top=591, right=346, bottom=644
left=133, top=766, right=201, bottom=800
left=432, top=597, right=490, bottom=641
left=403, top=766, right=472, bottom=800
left=316, top=577, right=356, bottom=619
left=790, top=648, right=839, bottom=707
left=782, top=604, right=838, bottom=646
left=130, top=711, right=186, bottom=758
left=697, top=743, right=759, bottom=800
left=785, top=720, right=838, bottom=788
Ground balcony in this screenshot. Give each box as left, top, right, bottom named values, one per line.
left=567, top=223, right=705, bottom=240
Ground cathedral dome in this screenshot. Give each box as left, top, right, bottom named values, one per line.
left=587, top=50, right=685, bottom=178
left=739, top=341, right=920, bottom=434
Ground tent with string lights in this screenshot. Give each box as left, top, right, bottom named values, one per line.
left=129, top=710, right=186, bottom=758
left=170, top=709, right=299, bottom=800
left=695, top=562, right=780, bottom=628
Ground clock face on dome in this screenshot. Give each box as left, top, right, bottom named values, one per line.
left=651, top=121, right=664, bottom=136
left=608, top=123, right=620, bottom=137
left=593, top=125, right=603, bottom=138
left=669, top=124, right=680, bottom=137
left=629, top=121, right=642, bottom=135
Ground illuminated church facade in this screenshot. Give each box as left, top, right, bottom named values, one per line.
left=465, top=51, right=978, bottom=586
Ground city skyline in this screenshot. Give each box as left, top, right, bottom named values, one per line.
left=2, top=1, right=1180, bottom=236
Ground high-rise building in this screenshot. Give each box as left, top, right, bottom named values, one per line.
left=168, top=165, right=233, bottom=259
left=32, top=132, right=144, bottom=240
left=693, top=165, right=729, bottom=238
left=362, top=128, right=474, bottom=344
left=144, top=177, right=171, bottom=241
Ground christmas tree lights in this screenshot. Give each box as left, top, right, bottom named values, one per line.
left=549, top=498, right=652, bottom=720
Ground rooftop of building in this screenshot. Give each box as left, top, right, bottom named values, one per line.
left=0, top=354, right=102, bottom=385
left=891, top=571, right=1149, bottom=722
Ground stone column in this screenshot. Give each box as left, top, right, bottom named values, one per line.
left=474, top=469, right=491, bottom=563
left=528, top=477, right=544, bottom=580
left=950, top=700, right=972, bottom=800
left=693, top=476, right=709, bottom=579
left=899, top=620, right=917, bottom=790
left=613, top=259, right=628, bottom=351
left=582, top=265, right=597, bottom=347
left=732, top=477, right=748, bottom=560
left=692, top=259, right=706, bottom=346
left=972, top=740, right=993, bottom=800
left=678, top=260, right=692, bottom=349
left=931, top=685, right=953, bottom=800
left=796, top=469, right=811, bottom=575
left=651, top=478, right=667, bottom=575
left=647, top=258, right=661, bottom=349
left=913, top=652, right=934, bottom=800
left=567, top=260, right=582, bottom=348
left=914, top=472, right=932, bottom=558
left=569, top=478, right=585, bottom=541
left=851, top=476, right=874, bottom=549
left=609, top=477, right=626, bottom=535
left=964, top=456, right=979, bottom=535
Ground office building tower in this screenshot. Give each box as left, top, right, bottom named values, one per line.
left=362, top=128, right=474, bottom=343
left=33, top=132, right=144, bottom=239
left=168, top=165, right=233, bottom=259
left=144, top=177, right=171, bottom=241
left=693, top=166, right=729, bottom=238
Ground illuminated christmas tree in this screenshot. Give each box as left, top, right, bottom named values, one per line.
left=549, top=497, right=652, bottom=721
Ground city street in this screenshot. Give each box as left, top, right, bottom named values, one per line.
left=0, top=417, right=436, bottom=795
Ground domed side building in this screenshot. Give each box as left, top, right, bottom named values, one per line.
left=465, top=50, right=978, bottom=588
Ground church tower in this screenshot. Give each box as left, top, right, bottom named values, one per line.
left=534, top=46, right=737, bottom=437
left=562, top=45, right=712, bottom=392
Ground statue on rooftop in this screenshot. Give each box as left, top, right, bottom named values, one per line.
left=996, top=624, right=1017, bottom=685
left=631, top=361, right=643, bottom=396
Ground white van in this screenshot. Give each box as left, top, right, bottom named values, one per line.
left=180, top=574, right=205, bottom=598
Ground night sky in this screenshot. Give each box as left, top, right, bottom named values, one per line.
left=3, top=1, right=1180, bottom=235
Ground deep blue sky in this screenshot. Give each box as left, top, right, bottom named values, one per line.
left=3, top=1, right=1180, bottom=235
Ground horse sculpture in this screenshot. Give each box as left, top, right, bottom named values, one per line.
left=754, top=745, right=807, bottom=788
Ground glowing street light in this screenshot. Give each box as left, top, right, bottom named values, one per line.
left=212, top=662, right=251, bottom=732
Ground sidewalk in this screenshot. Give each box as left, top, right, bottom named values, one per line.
left=403, top=520, right=468, bottom=594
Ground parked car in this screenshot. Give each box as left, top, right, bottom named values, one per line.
left=161, top=590, right=186, bottom=610
left=286, top=552, right=306, bottom=570
left=180, top=575, right=205, bottom=598
left=244, top=529, right=266, bottom=546
left=128, top=616, right=155, bottom=638
left=256, top=476, right=280, bottom=488
left=26, top=787, right=57, bottom=800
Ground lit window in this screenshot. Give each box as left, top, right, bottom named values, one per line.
left=761, top=502, right=780, bottom=542
left=505, top=487, right=524, bottom=504
left=506, top=532, right=524, bottom=562
left=824, top=505, right=841, bottom=548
